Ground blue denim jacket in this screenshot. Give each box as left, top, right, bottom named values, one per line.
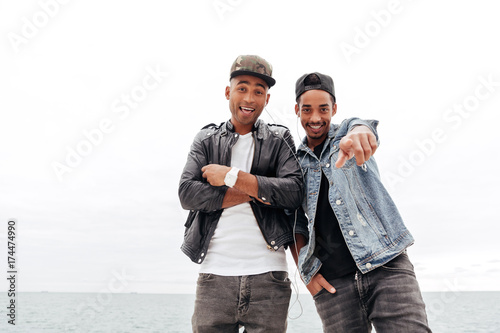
left=296, top=118, right=414, bottom=284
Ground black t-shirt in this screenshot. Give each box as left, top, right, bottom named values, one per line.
left=313, top=141, right=357, bottom=280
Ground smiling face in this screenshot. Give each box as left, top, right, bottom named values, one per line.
left=295, top=89, right=337, bottom=149
left=225, top=75, right=270, bottom=134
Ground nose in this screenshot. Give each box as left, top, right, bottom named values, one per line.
left=242, top=91, right=255, bottom=104
left=310, top=111, right=321, bottom=123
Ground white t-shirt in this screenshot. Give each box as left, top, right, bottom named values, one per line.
left=199, top=132, right=287, bottom=275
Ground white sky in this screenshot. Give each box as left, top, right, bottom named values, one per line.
left=1, top=0, right=499, bottom=295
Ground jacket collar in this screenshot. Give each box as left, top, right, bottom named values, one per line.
left=223, top=119, right=266, bottom=140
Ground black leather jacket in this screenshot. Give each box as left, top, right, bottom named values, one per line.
left=179, top=119, right=307, bottom=264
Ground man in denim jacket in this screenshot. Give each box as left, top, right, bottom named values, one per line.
left=290, top=72, right=431, bottom=332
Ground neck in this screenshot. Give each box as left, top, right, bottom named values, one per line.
left=230, top=119, right=254, bottom=135
left=307, top=136, right=327, bottom=150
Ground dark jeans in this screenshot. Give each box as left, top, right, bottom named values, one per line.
left=192, top=271, right=291, bottom=333
left=313, top=253, right=431, bottom=333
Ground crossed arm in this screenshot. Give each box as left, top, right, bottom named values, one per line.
left=201, top=165, right=266, bottom=208
left=179, top=128, right=303, bottom=212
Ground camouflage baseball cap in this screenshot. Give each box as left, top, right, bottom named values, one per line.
left=230, top=55, right=276, bottom=88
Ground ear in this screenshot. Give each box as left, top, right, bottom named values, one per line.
left=225, top=86, right=230, bottom=100
left=265, top=93, right=270, bottom=106
left=295, top=104, right=300, bottom=117
left=332, top=103, right=337, bottom=117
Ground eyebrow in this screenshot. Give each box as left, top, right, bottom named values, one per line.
left=236, top=80, right=266, bottom=90
left=301, top=104, right=330, bottom=108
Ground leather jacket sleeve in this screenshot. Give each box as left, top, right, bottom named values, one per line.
left=253, top=128, right=304, bottom=210
left=178, top=130, right=227, bottom=213
left=286, top=207, right=309, bottom=244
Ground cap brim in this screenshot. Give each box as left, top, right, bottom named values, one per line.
left=230, top=70, right=276, bottom=88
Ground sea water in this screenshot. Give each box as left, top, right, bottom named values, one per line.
left=1, top=292, right=499, bottom=332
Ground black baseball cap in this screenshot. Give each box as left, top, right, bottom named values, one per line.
left=295, top=72, right=335, bottom=102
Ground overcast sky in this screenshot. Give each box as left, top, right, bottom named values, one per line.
left=1, top=0, right=499, bottom=295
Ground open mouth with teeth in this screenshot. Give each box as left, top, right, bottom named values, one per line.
left=307, top=123, right=325, bottom=134
left=240, top=106, right=255, bottom=115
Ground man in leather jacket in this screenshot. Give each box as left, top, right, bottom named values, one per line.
left=178, top=55, right=306, bottom=332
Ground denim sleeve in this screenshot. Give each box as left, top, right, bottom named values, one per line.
left=178, top=131, right=227, bottom=213
left=335, top=117, right=380, bottom=145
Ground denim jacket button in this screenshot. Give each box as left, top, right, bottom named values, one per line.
left=336, top=199, right=342, bottom=205
left=349, top=230, right=354, bottom=236
left=325, top=163, right=330, bottom=168
left=271, top=241, right=276, bottom=245
left=366, top=263, right=372, bottom=269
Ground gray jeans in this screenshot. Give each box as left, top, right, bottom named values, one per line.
left=192, top=271, right=291, bottom=333
left=313, top=252, right=431, bottom=333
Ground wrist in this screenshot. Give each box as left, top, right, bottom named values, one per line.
left=349, top=124, right=363, bottom=132
left=224, top=167, right=240, bottom=187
